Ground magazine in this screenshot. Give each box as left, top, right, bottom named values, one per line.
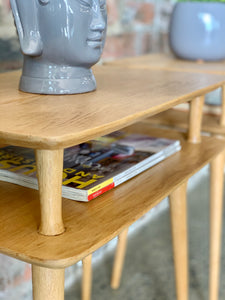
left=0, top=131, right=181, bottom=202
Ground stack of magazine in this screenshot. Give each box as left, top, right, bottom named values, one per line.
left=0, top=130, right=181, bottom=202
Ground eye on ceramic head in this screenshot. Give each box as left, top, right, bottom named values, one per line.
left=80, top=0, right=106, bottom=11
left=80, top=0, right=91, bottom=7
left=99, top=0, right=106, bottom=10
left=39, top=0, right=50, bottom=5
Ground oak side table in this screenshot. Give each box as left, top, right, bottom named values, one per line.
left=0, top=65, right=225, bottom=300
left=105, top=54, right=225, bottom=300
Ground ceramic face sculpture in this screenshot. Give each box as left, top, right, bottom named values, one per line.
left=10, top=0, right=107, bottom=94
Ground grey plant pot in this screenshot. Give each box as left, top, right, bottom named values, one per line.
left=169, top=2, right=225, bottom=61
left=10, top=0, right=107, bottom=95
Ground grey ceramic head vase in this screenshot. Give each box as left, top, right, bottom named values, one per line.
left=10, top=0, right=107, bottom=94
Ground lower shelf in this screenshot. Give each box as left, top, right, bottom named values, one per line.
left=142, top=108, right=225, bottom=136
left=0, top=124, right=225, bottom=269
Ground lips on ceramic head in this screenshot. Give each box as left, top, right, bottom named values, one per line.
left=87, top=34, right=105, bottom=48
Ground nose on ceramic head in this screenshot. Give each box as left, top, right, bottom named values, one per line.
left=90, top=16, right=106, bottom=32
left=90, top=0, right=107, bottom=31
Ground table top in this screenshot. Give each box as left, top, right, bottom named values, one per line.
left=0, top=66, right=225, bottom=149
left=1, top=124, right=225, bottom=268
left=106, top=53, right=225, bottom=75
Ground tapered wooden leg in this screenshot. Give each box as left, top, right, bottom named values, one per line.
left=220, top=84, right=225, bottom=126
left=188, top=95, right=204, bottom=143
left=32, top=265, right=65, bottom=300
left=209, top=150, right=225, bottom=300
left=169, top=181, right=188, bottom=300
left=111, top=228, right=129, bottom=290
left=82, top=254, right=92, bottom=300
left=36, top=149, right=65, bottom=236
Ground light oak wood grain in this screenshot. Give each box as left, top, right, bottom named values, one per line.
left=220, top=85, right=225, bottom=126
left=110, top=53, right=225, bottom=300
left=1, top=125, right=225, bottom=269
left=105, top=53, right=225, bottom=75
left=142, top=109, right=225, bottom=136
left=1, top=58, right=224, bottom=300
left=169, top=181, right=188, bottom=300
left=105, top=53, right=225, bottom=137
left=111, top=228, right=129, bottom=289
left=82, top=255, right=92, bottom=300
left=209, top=150, right=225, bottom=300
left=188, top=96, right=204, bottom=143
left=32, top=266, right=64, bottom=300
left=35, top=149, right=65, bottom=236
left=117, top=52, right=225, bottom=300
left=0, top=67, right=224, bottom=149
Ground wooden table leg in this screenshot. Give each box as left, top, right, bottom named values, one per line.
left=82, top=254, right=92, bottom=300
left=111, top=227, right=129, bottom=290
left=32, top=265, right=65, bottom=300
left=209, top=150, right=225, bottom=300
left=220, top=84, right=225, bottom=127
left=36, top=149, right=65, bottom=236
left=169, top=181, right=188, bottom=300
left=188, top=95, right=204, bottom=144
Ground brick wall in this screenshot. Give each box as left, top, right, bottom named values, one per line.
left=0, top=0, right=175, bottom=298
left=102, top=0, right=174, bottom=61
